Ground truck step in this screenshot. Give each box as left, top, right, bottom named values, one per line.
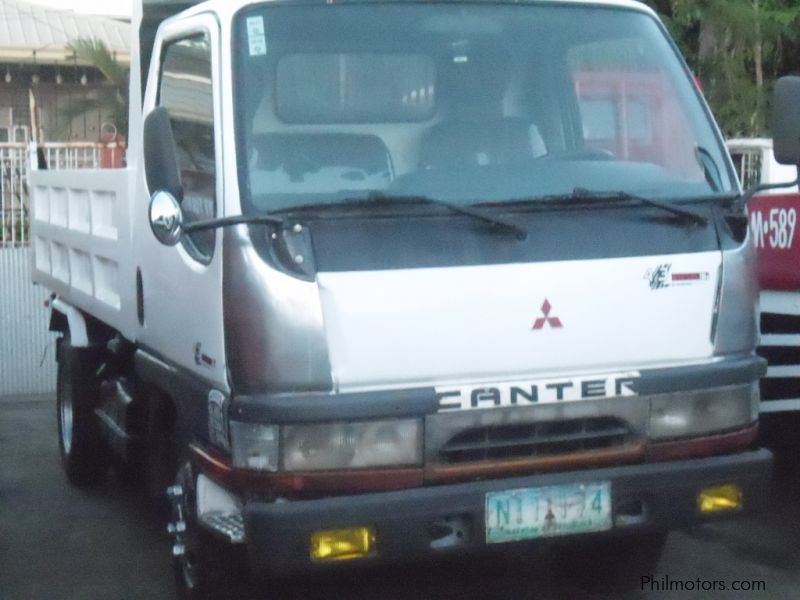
left=199, top=512, right=246, bottom=544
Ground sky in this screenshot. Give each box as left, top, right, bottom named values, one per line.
left=28, top=0, right=132, bottom=17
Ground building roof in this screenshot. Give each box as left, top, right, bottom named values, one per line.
left=0, top=0, right=130, bottom=65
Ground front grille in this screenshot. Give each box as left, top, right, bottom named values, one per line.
left=761, top=313, right=800, bottom=334
left=438, top=417, right=635, bottom=464
left=759, top=312, right=800, bottom=407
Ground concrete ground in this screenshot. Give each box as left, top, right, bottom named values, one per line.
left=2, top=394, right=799, bottom=600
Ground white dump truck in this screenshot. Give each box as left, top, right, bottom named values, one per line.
left=30, top=0, right=786, bottom=597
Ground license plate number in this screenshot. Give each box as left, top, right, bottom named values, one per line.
left=485, top=482, right=612, bottom=544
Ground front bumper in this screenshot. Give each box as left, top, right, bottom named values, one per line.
left=243, top=448, right=772, bottom=576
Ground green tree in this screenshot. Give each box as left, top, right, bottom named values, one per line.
left=60, top=38, right=129, bottom=139
left=645, top=0, right=800, bottom=137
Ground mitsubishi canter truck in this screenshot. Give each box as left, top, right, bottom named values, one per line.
left=30, top=0, right=788, bottom=597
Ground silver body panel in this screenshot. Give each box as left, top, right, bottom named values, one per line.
left=223, top=227, right=333, bottom=392
left=714, top=234, right=760, bottom=356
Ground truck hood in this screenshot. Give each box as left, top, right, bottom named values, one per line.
left=317, top=252, right=721, bottom=392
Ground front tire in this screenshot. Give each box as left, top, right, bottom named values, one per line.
left=170, top=462, right=251, bottom=600
left=56, top=337, right=108, bottom=486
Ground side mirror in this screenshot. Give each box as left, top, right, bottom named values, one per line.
left=143, top=106, right=182, bottom=199
left=149, top=190, right=183, bottom=246
left=772, top=76, right=800, bottom=166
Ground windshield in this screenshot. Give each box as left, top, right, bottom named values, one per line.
left=233, top=3, right=735, bottom=214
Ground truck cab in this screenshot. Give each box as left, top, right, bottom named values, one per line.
left=31, top=1, right=779, bottom=597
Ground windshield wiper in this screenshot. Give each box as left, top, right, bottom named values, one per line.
left=474, top=188, right=708, bottom=226
left=272, top=192, right=529, bottom=240
left=574, top=189, right=708, bottom=225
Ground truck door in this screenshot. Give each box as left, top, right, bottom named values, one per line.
left=136, top=16, right=228, bottom=391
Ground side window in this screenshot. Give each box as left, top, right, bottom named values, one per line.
left=159, top=33, right=216, bottom=262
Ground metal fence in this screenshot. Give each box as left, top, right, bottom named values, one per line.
left=42, top=142, right=106, bottom=171
left=0, top=144, right=30, bottom=247
left=0, top=247, right=57, bottom=395
left=729, top=148, right=763, bottom=190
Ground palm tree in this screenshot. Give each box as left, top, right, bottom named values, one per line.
left=59, top=38, right=129, bottom=139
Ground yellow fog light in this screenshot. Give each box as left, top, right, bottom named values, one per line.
left=698, top=484, right=742, bottom=514
left=310, top=526, right=376, bottom=561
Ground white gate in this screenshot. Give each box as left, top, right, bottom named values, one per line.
left=1, top=144, right=30, bottom=247
left=0, top=248, right=56, bottom=395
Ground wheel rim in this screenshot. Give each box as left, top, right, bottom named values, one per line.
left=172, top=465, right=202, bottom=592
left=59, top=376, right=74, bottom=456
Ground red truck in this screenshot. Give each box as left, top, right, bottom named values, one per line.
left=728, top=139, right=800, bottom=414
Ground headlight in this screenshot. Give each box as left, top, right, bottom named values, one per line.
left=282, top=419, right=422, bottom=471
left=649, top=383, right=758, bottom=440
left=230, top=421, right=279, bottom=471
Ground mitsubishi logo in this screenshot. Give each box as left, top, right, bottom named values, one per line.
left=532, top=299, right=563, bottom=330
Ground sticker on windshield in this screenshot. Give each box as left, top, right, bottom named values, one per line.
left=246, top=16, right=267, bottom=57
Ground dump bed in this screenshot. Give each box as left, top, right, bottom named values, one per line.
left=30, top=168, right=137, bottom=341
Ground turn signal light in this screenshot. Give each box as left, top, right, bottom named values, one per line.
left=698, top=484, right=742, bottom=514
left=310, top=526, right=375, bottom=562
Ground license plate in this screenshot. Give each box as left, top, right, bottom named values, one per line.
left=485, top=482, right=612, bottom=544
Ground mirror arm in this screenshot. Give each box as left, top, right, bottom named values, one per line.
left=732, top=171, right=800, bottom=212
left=182, top=214, right=285, bottom=234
